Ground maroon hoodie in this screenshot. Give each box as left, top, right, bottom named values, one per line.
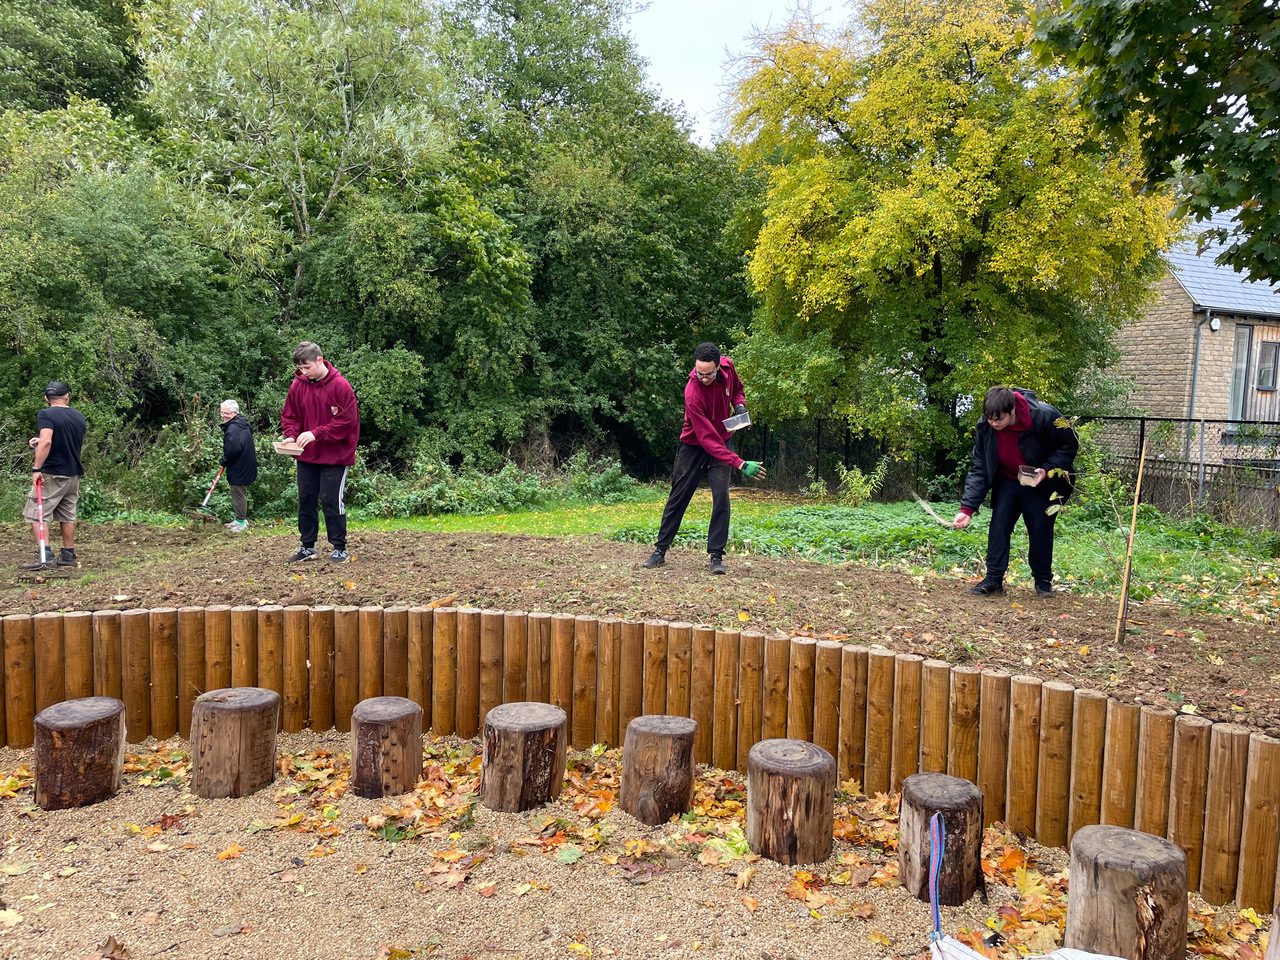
left=960, top=391, right=1031, bottom=518
left=678, top=357, right=748, bottom=468
left=280, top=364, right=359, bottom=466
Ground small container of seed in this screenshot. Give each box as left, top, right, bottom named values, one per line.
left=722, top=411, right=751, bottom=432
left=1018, top=464, right=1039, bottom=486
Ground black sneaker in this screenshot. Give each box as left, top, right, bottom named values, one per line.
left=286, top=546, right=318, bottom=563
left=56, top=549, right=77, bottom=567
left=1035, top=580, right=1054, bottom=596
left=642, top=549, right=666, bottom=569
left=709, top=554, right=727, bottom=576
left=968, top=576, right=1004, bottom=595
left=329, top=549, right=349, bottom=563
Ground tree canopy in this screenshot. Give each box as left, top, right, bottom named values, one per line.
left=728, top=0, right=1178, bottom=457
left=1035, top=0, right=1279, bottom=284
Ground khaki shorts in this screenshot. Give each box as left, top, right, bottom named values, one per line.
left=24, top=474, right=80, bottom=524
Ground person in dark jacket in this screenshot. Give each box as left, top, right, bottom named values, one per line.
left=280, top=341, right=360, bottom=563
left=642, top=342, right=767, bottom=575
left=952, top=386, right=1078, bottom=596
left=219, top=400, right=258, bottom=533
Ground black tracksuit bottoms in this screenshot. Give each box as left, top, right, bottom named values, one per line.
left=654, top=441, right=732, bottom=556
left=985, top=477, right=1057, bottom=583
left=297, top=461, right=348, bottom=550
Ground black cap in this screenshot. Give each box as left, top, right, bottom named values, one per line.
left=44, top=381, right=70, bottom=398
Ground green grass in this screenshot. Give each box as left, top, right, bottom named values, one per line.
left=355, top=486, right=795, bottom=536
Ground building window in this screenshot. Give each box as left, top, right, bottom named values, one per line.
left=1258, top=342, right=1279, bottom=391
left=1229, top=324, right=1253, bottom=420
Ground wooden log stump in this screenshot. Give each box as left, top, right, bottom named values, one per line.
left=350, top=696, right=423, bottom=799
left=480, top=701, right=568, bottom=813
left=191, top=687, right=280, bottom=799
left=746, top=739, right=836, bottom=865
left=34, top=697, right=126, bottom=810
left=898, top=772, right=984, bottom=906
left=619, top=715, right=697, bottom=825
left=1064, top=824, right=1187, bottom=960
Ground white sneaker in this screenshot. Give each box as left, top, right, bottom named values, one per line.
left=227, top=520, right=248, bottom=533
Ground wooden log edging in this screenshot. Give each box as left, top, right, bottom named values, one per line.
left=2, top=604, right=1275, bottom=907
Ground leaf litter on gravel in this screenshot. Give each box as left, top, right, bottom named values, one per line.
left=0, top=733, right=1269, bottom=960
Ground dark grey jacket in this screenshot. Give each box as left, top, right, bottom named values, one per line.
left=219, top=414, right=258, bottom=486
left=960, top=391, right=1078, bottom=515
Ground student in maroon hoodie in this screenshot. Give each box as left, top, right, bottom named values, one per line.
left=281, top=341, right=360, bottom=563
left=952, top=386, right=1078, bottom=596
left=642, top=342, right=767, bottom=575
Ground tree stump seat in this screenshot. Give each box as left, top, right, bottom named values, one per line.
left=34, top=697, right=126, bottom=810
left=898, top=773, right=984, bottom=905
left=480, top=701, right=567, bottom=812
left=619, top=715, right=697, bottom=825
left=1064, top=825, right=1187, bottom=960
left=351, top=696, right=423, bottom=798
left=746, top=739, right=836, bottom=865
left=191, top=687, right=280, bottom=799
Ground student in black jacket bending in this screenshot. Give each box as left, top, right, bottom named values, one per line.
left=952, top=386, right=1078, bottom=597
left=219, top=400, right=258, bottom=533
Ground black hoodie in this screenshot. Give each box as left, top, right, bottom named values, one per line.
left=219, top=414, right=259, bottom=486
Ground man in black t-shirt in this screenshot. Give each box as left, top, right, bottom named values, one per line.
left=25, top=382, right=87, bottom=568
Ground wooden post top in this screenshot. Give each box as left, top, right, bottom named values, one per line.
left=484, top=701, right=566, bottom=732
left=196, top=687, right=280, bottom=709
left=1071, top=824, right=1187, bottom=870
left=627, top=715, right=697, bottom=737
left=352, top=696, right=422, bottom=722
left=35, top=697, right=124, bottom=730
left=749, top=738, right=835, bottom=775
left=902, top=772, right=984, bottom=808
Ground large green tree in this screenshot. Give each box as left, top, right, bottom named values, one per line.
left=447, top=0, right=756, bottom=466
left=729, top=0, right=1177, bottom=459
left=138, top=0, right=454, bottom=327
left=1036, top=0, right=1279, bottom=285
left=0, top=0, right=145, bottom=113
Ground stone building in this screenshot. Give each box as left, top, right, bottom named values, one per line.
left=1118, top=212, right=1280, bottom=423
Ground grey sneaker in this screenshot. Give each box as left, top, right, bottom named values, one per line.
left=641, top=549, right=666, bottom=569
left=227, top=520, right=248, bottom=534
left=709, top=553, right=727, bottom=575
left=286, top=546, right=318, bottom=563
left=329, top=549, right=349, bottom=563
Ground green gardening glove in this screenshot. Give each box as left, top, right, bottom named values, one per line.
left=742, top=461, right=763, bottom=479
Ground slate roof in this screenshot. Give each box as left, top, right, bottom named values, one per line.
left=1167, top=210, right=1280, bottom=318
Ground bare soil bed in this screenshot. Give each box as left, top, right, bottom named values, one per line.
left=2, top=522, right=1277, bottom=731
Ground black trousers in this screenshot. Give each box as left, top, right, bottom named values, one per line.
left=297, top=462, right=348, bottom=550
left=654, top=441, right=732, bottom=556
left=985, top=477, right=1057, bottom=583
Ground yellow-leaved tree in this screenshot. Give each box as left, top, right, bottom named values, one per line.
left=728, top=0, right=1179, bottom=464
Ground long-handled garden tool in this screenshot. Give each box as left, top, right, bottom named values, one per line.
left=35, top=477, right=49, bottom=564
left=18, top=477, right=53, bottom=571
left=184, top=466, right=224, bottom=522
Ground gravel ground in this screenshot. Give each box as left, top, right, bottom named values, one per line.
left=0, top=732, right=1074, bottom=960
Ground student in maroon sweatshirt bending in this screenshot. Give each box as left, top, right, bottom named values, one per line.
left=281, top=341, right=360, bottom=563
left=642, top=342, right=767, bottom=576
left=952, top=386, right=1078, bottom=596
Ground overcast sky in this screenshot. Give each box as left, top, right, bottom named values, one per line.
left=627, top=1, right=833, bottom=144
